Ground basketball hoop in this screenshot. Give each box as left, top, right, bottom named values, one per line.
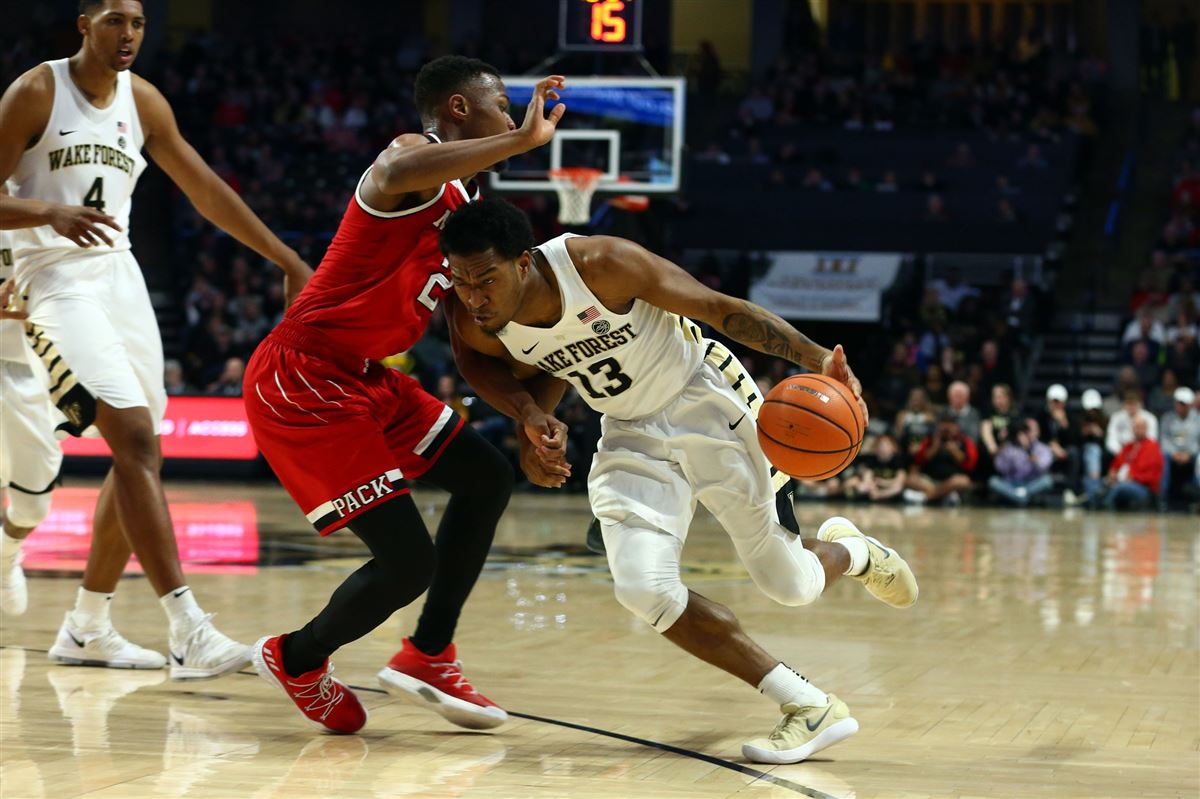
left=549, top=167, right=604, bottom=225
left=609, top=175, right=650, bottom=213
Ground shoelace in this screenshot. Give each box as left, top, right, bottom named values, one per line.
left=93, top=626, right=135, bottom=655
left=431, top=659, right=476, bottom=693
left=178, top=612, right=219, bottom=660
left=287, top=665, right=343, bottom=720
left=769, top=709, right=803, bottom=742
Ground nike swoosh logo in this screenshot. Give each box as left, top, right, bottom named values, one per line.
left=805, top=704, right=833, bottom=731
left=68, top=632, right=86, bottom=648
left=59, top=129, right=77, bottom=136
left=171, top=652, right=184, bottom=665
left=729, top=414, right=746, bottom=430
left=172, top=587, right=191, bottom=598
left=521, top=343, right=538, bottom=355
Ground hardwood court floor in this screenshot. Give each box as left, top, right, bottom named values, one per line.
left=1, top=482, right=1197, bottom=799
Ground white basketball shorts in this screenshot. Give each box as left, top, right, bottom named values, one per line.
left=20, top=251, right=166, bottom=437
left=1, top=355, right=62, bottom=495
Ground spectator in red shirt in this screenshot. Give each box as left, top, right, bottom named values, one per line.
left=904, top=414, right=979, bottom=505
left=1084, top=416, right=1164, bottom=509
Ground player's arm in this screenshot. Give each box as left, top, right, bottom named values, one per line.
left=366, top=76, right=566, bottom=198
left=0, top=67, right=123, bottom=246
left=132, top=76, right=312, bottom=304
left=445, top=297, right=572, bottom=487
left=582, top=236, right=866, bottom=410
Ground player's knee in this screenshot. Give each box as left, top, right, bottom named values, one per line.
left=6, top=489, right=53, bottom=530
left=611, top=571, right=687, bottom=631
left=104, top=418, right=159, bottom=469
left=753, top=552, right=826, bottom=607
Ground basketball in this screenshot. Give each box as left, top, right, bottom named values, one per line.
left=757, top=374, right=865, bottom=481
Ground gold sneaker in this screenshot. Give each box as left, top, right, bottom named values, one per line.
left=818, top=516, right=918, bottom=608
left=742, top=694, right=859, bottom=765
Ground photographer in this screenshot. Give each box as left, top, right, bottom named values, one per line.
left=904, top=414, right=979, bottom=505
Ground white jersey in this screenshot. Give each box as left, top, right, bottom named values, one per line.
left=8, top=59, right=146, bottom=278
left=497, top=234, right=708, bottom=421
left=0, top=225, right=24, bottom=363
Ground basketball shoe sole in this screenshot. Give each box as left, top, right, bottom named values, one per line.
left=376, top=666, right=507, bottom=730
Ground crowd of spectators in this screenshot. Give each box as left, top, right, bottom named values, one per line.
left=800, top=376, right=1198, bottom=512
left=13, top=22, right=1189, bottom=509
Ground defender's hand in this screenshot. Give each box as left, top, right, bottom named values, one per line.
left=48, top=204, right=122, bottom=248
left=820, top=344, right=869, bottom=424
left=518, top=76, right=567, bottom=149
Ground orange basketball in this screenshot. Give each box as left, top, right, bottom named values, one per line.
left=757, top=373, right=865, bottom=481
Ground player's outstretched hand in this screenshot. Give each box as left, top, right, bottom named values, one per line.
left=0, top=280, right=27, bottom=320
left=821, top=343, right=869, bottom=425
left=48, top=203, right=123, bottom=248
left=518, top=75, right=567, bottom=150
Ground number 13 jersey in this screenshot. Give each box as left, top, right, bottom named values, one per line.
left=9, top=59, right=146, bottom=277
left=497, top=233, right=707, bottom=421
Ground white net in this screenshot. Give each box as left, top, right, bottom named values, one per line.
left=550, top=169, right=602, bottom=225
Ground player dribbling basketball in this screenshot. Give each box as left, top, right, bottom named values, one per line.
left=441, top=198, right=918, bottom=765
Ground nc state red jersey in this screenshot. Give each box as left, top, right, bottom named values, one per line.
left=285, top=147, right=475, bottom=361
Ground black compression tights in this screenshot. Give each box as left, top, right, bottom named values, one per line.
left=282, top=425, right=514, bottom=677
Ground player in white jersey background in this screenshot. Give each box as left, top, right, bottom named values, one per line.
left=0, top=0, right=312, bottom=679
left=0, top=212, right=63, bottom=618
left=441, top=198, right=919, bottom=765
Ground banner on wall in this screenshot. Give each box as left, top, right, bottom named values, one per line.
left=60, top=396, right=258, bottom=460
left=748, top=252, right=903, bottom=322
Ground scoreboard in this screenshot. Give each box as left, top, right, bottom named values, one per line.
left=559, top=0, right=643, bottom=52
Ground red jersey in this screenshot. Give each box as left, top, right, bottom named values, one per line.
left=286, top=152, right=476, bottom=361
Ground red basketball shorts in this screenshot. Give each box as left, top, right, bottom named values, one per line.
left=244, top=335, right=463, bottom=535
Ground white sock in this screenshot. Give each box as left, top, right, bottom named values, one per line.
left=70, top=587, right=114, bottom=632
left=0, top=531, right=23, bottom=563
left=758, top=663, right=828, bottom=709
left=837, top=537, right=870, bottom=576
left=160, top=585, right=205, bottom=637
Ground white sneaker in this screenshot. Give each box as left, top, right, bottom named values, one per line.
left=742, top=693, right=859, bottom=764
left=48, top=612, right=167, bottom=669
left=0, top=549, right=27, bottom=616
left=168, top=613, right=251, bottom=681
left=902, top=488, right=926, bottom=505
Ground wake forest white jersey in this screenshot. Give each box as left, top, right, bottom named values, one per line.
left=497, top=234, right=709, bottom=421
left=8, top=59, right=147, bottom=278
left=0, top=224, right=24, bottom=363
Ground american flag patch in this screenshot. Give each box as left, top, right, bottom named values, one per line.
left=577, top=306, right=600, bottom=323
left=117, top=120, right=128, bottom=133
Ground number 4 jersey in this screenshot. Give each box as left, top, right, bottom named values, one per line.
left=8, top=59, right=146, bottom=277
left=497, top=233, right=707, bottom=421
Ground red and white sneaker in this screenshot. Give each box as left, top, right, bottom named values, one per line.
left=377, top=638, right=507, bottom=730
left=252, top=635, right=367, bottom=734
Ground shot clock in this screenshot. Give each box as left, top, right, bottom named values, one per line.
left=559, top=0, right=644, bottom=52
